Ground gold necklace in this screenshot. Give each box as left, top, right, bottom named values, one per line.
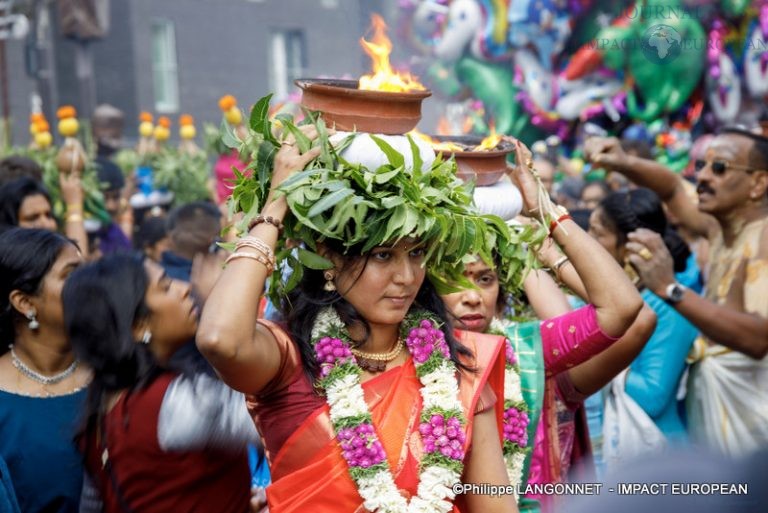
left=350, top=338, right=405, bottom=373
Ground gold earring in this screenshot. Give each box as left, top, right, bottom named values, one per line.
left=323, top=270, right=336, bottom=292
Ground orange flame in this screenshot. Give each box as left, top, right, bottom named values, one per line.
left=408, top=129, right=464, bottom=152
left=359, top=14, right=425, bottom=92
left=473, top=125, right=502, bottom=151
left=408, top=126, right=502, bottom=153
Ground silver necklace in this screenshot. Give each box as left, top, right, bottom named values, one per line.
left=9, top=344, right=79, bottom=386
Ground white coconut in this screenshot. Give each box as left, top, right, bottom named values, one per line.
left=329, top=131, right=436, bottom=174
left=472, top=175, right=523, bottom=221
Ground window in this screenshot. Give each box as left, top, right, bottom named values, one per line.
left=270, top=30, right=306, bottom=98
left=151, top=19, right=179, bottom=113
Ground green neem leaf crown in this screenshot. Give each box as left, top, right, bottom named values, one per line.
left=226, top=94, right=539, bottom=304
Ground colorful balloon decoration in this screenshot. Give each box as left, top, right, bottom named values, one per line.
left=398, top=0, right=767, bottom=171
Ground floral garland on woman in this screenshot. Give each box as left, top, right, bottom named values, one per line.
left=311, top=306, right=468, bottom=513
left=489, top=318, right=530, bottom=501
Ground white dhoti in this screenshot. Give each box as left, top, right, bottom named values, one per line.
left=687, top=339, right=768, bottom=457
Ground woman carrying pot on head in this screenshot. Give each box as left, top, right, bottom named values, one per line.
left=0, top=228, right=88, bottom=513
left=587, top=188, right=699, bottom=462
left=439, top=140, right=653, bottom=513
left=197, top=122, right=519, bottom=513
left=62, top=253, right=259, bottom=513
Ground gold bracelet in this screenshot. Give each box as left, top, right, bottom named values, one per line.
left=236, top=235, right=275, bottom=262
left=66, top=203, right=83, bottom=212
left=65, top=213, right=83, bottom=223
left=235, top=242, right=275, bottom=267
left=225, top=251, right=274, bottom=274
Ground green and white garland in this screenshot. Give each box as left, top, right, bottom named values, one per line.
left=312, top=307, right=468, bottom=513
left=489, top=318, right=530, bottom=501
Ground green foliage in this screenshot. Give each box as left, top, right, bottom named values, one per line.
left=112, top=148, right=142, bottom=177
left=6, top=146, right=110, bottom=224
left=229, top=95, right=542, bottom=304
left=203, top=122, right=230, bottom=156
left=152, top=149, right=212, bottom=205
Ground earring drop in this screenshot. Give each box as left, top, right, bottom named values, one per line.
left=26, top=311, right=39, bottom=331
left=323, top=270, right=336, bottom=292
left=141, top=330, right=152, bottom=344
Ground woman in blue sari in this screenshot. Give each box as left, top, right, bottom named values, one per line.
left=0, top=228, right=87, bottom=512
left=588, top=188, right=699, bottom=450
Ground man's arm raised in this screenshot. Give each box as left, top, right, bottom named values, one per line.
left=584, top=137, right=717, bottom=238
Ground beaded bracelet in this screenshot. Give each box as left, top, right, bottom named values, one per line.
left=225, top=251, right=274, bottom=275
left=248, top=215, right=284, bottom=232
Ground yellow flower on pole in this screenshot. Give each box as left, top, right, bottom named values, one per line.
left=219, top=94, right=243, bottom=126
left=154, top=116, right=171, bottom=141
left=33, top=119, right=52, bottom=148
left=56, top=106, right=79, bottom=138
left=29, top=113, right=45, bottom=135
left=139, top=112, right=154, bottom=137
left=55, top=106, right=86, bottom=175
left=179, top=114, right=196, bottom=140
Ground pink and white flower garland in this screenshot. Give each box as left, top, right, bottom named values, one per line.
left=489, top=318, right=530, bottom=501
left=311, top=307, right=468, bottom=513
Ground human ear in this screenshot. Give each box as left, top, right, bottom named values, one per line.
left=8, top=290, right=37, bottom=319
left=750, top=172, right=768, bottom=200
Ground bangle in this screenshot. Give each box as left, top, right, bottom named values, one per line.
left=66, top=203, right=83, bottom=212
left=65, top=213, right=83, bottom=223
left=552, top=255, right=570, bottom=281
left=248, top=215, right=284, bottom=232
left=236, top=235, right=276, bottom=264
left=549, top=214, right=572, bottom=236
left=225, top=251, right=274, bottom=274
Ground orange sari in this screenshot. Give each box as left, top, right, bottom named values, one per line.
left=254, top=324, right=505, bottom=513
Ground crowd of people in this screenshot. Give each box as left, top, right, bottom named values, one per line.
left=0, top=103, right=766, bottom=513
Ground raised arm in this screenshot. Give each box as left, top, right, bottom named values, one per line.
left=627, top=228, right=768, bottom=359
left=584, top=136, right=717, bottom=238
left=509, top=141, right=643, bottom=339
left=522, top=269, right=572, bottom=319
left=196, top=130, right=321, bottom=393
left=60, top=171, right=89, bottom=257
left=535, top=239, right=655, bottom=395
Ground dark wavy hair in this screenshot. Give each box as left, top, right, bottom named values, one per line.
left=63, top=253, right=158, bottom=391
left=0, top=228, right=75, bottom=355
left=282, top=240, right=474, bottom=382
left=598, top=188, right=691, bottom=272
left=0, top=177, right=53, bottom=228
left=62, top=253, right=164, bottom=443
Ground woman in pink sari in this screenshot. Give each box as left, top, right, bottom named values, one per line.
left=440, top=141, right=653, bottom=512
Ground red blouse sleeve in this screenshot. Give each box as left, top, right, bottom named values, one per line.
left=540, top=304, right=620, bottom=378
left=252, top=319, right=301, bottom=398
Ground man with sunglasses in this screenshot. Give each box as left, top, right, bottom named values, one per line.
left=583, top=128, right=768, bottom=457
